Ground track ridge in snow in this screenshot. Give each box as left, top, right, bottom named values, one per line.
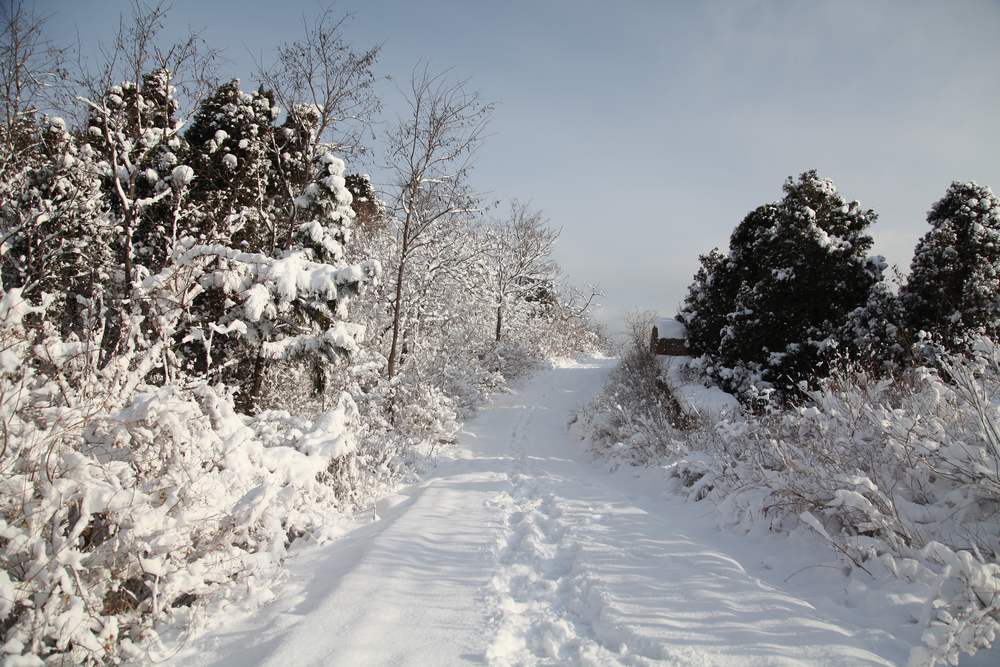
left=485, top=451, right=663, bottom=667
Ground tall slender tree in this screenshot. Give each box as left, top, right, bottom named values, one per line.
left=485, top=202, right=559, bottom=343
left=383, top=67, right=491, bottom=380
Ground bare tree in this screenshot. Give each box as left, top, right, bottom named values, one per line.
left=252, top=6, right=380, bottom=266
left=0, top=0, right=68, bottom=165
left=255, top=7, right=381, bottom=157
left=77, top=0, right=218, bottom=108
left=384, top=66, right=492, bottom=379
left=486, top=202, right=560, bottom=342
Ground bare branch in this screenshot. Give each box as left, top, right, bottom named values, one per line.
left=0, top=0, right=70, bottom=132
left=383, top=66, right=493, bottom=379
left=254, top=6, right=381, bottom=157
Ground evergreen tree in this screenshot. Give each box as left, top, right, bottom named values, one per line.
left=839, top=264, right=909, bottom=372
left=179, top=80, right=284, bottom=385
left=1, top=116, right=113, bottom=335
left=185, top=144, right=379, bottom=411
left=185, top=79, right=279, bottom=250
left=345, top=173, right=384, bottom=232
left=681, top=171, right=883, bottom=394
left=901, top=181, right=1000, bottom=346
left=729, top=172, right=882, bottom=389
left=86, top=68, right=185, bottom=273
left=679, top=247, right=734, bottom=358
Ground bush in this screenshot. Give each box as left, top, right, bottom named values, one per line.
left=674, top=345, right=1000, bottom=666
left=576, top=315, right=689, bottom=465
left=0, top=289, right=387, bottom=664
left=587, top=327, right=1000, bottom=666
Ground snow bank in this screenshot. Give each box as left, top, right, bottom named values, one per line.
left=657, top=355, right=740, bottom=421
left=665, top=345, right=1000, bottom=667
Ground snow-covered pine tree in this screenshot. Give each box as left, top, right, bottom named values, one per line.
left=85, top=68, right=186, bottom=274
left=345, top=173, right=385, bottom=232
left=901, top=181, right=1000, bottom=347
left=184, top=79, right=279, bottom=250
left=684, top=171, right=883, bottom=394
left=839, top=262, right=909, bottom=373
left=1, top=116, right=111, bottom=336
left=679, top=247, right=734, bottom=358
left=184, top=145, right=379, bottom=411
left=179, top=80, right=286, bottom=386
left=75, top=68, right=196, bottom=371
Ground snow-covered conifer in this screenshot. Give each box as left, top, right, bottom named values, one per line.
left=184, top=79, right=279, bottom=248
left=345, top=173, right=385, bottom=232
left=901, top=181, right=1000, bottom=347
left=679, top=248, right=733, bottom=358
left=682, top=171, right=883, bottom=394
left=1, top=116, right=113, bottom=334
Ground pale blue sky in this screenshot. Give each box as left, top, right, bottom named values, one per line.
left=38, top=0, right=1000, bottom=329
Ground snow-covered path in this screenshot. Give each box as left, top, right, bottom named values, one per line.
left=175, top=358, right=919, bottom=666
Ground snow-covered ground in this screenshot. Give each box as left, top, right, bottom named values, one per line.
left=168, top=358, right=996, bottom=666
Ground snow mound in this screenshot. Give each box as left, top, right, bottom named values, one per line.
left=658, top=355, right=739, bottom=421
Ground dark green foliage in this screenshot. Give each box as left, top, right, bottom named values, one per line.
left=85, top=69, right=187, bottom=274
left=681, top=171, right=883, bottom=394
left=901, top=181, right=1000, bottom=347
left=839, top=273, right=910, bottom=373
left=345, top=173, right=384, bottom=231
left=0, top=71, right=373, bottom=410
left=184, top=80, right=279, bottom=250
left=1, top=116, right=113, bottom=335
left=679, top=248, right=733, bottom=358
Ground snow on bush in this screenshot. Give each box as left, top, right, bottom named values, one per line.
left=0, top=289, right=382, bottom=663
left=0, top=33, right=607, bottom=661
left=576, top=316, right=692, bottom=465
left=586, top=332, right=1000, bottom=666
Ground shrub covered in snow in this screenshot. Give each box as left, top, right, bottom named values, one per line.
left=0, top=286, right=389, bottom=663
left=0, top=66, right=387, bottom=663
left=587, top=331, right=1000, bottom=666
left=576, top=316, right=691, bottom=465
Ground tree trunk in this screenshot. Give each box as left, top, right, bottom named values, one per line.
left=495, top=304, right=503, bottom=342
left=387, top=249, right=407, bottom=380
left=386, top=252, right=407, bottom=379
left=239, top=342, right=267, bottom=414
left=387, top=190, right=415, bottom=380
